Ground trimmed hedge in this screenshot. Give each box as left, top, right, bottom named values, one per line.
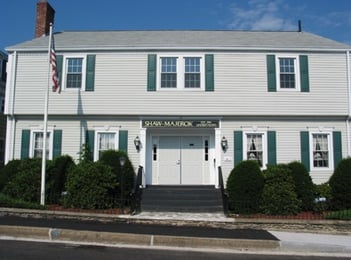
left=64, top=161, right=116, bottom=209
left=226, top=160, right=264, bottom=214
left=329, top=158, right=351, bottom=210
left=261, top=164, right=301, bottom=215
left=288, top=161, right=314, bottom=211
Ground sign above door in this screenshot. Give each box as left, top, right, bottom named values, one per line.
left=142, top=120, right=219, bottom=128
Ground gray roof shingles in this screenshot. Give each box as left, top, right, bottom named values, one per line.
left=6, top=30, right=351, bottom=52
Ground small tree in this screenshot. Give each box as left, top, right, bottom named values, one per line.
left=261, top=164, right=301, bottom=215
left=329, top=158, right=351, bottom=210
left=288, top=161, right=314, bottom=211
left=226, top=160, right=264, bottom=214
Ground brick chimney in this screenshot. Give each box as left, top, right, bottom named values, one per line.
left=35, top=0, right=55, bottom=38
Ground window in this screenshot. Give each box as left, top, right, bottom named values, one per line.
left=276, top=55, right=300, bottom=90
left=158, top=55, right=204, bottom=90
left=312, top=133, right=330, bottom=168
left=185, top=57, right=201, bottom=88
left=243, top=132, right=267, bottom=168
left=95, top=131, right=117, bottom=160
left=64, top=56, right=86, bottom=89
left=31, top=131, right=52, bottom=159
left=161, top=57, right=177, bottom=88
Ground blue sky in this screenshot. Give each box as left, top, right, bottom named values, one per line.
left=1, top=0, right=351, bottom=52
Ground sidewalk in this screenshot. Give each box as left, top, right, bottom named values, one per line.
left=1, top=207, right=351, bottom=257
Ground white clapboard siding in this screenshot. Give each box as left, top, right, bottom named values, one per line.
left=220, top=119, right=347, bottom=185
left=11, top=51, right=349, bottom=117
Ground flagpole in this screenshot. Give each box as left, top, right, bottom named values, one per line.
left=40, top=23, right=53, bottom=205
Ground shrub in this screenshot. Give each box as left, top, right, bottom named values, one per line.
left=64, top=162, right=116, bottom=209
left=313, top=183, right=332, bottom=212
left=99, top=150, right=135, bottom=201
left=329, top=158, right=351, bottom=210
left=46, top=155, right=76, bottom=204
left=288, top=161, right=314, bottom=211
left=0, top=159, right=22, bottom=192
left=226, top=160, right=264, bottom=214
left=0, top=193, right=46, bottom=210
left=326, top=209, right=351, bottom=220
left=261, top=164, right=301, bottom=215
left=2, top=158, right=42, bottom=203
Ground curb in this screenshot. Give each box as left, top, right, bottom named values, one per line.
left=0, top=225, right=280, bottom=250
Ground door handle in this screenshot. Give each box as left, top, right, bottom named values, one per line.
left=176, top=160, right=181, bottom=165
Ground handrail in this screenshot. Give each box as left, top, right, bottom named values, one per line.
left=130, top=165, right=143, bottom=215
left=218, top=166, right=229, bottom=215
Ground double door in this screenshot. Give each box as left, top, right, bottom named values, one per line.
left=158, top=136, right=206, bottom=184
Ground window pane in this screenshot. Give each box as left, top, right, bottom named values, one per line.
left=279, top=58, right=296, bottom=89
left=313, top=134, right=329, bottom=167
left=33, top=132, right=50, bottom=159
left=98, top=133, right=116, bottom=159
left=66, top=58, right=83, bottom=89
left=161, top=57, right=177, bottom=88
left=247, top=134, right=263, bottom=167
left=185, top=58, right=200, bottom=88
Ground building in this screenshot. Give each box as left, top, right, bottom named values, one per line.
left=4, top=1, right=351, bottom=188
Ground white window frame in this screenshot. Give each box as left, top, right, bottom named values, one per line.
left=243, top=131, right=268, bottom=169
left=94, top=129, right=119, bottom=161
left=309, top=131, right=333, bottom=171
left=157, top=54, right=205, bottom=91
left=62, top=55, right=87, bottom=91
left=29, top=129, right=53, bottom=159
left=275, top=54, right=300, bottom=91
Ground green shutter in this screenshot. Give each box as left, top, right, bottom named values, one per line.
left=267, top=55, right=276, bottom=92
left=85, top=55, right=96, bottom=91
left=267, top=131, right=277, bottom=165
left=299, top=55, right=310, bottom=92
left=85, top=130, right=95, bottom=161
left=333, top=131, right=342, bottom=169
left=300, top=131, right=310, bottom=172
left=119, top=130, right=128, bottom=152
left=205, top=54, right=214, bottom=91
left=147, top=54, right=156, bottom=91
left=56, top=55, right=63, bottom=89
left=21, top=129, right=30, bottom=159
left=53, top=130, right=62, bottom=159
left=234, top=131, right=243, bottom=167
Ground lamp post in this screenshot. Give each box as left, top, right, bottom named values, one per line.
left=119, top=156, right=126, bottom=212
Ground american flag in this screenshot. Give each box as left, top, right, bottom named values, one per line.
left=50, top=33, right=60, bottom=93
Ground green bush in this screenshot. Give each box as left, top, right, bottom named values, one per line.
left=99, top=150, right=135, bottom=201
left=0, top=193, right=46, bottom=210
left=313, top=183, right=332, bottom=212
left=288, top=161, right=314, bottom=211
left=261, top=164, right=301, bottom=215
left=2, top=159, right=42, bottom=203
left=326, top=209, right=351, bottom=220
left=329, top=158, right=351, bottom=210
left=0, top=160, right=22, bottom=192
left=226, top=160, right=264, bottom=214
left=46, top=155, right=76, bottom=204
left=64, top=161, right=116, bottom=209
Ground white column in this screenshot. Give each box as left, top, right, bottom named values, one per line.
left=214, top=128, right=222, bottom=188
left=139, top=128, right=146, bottom=187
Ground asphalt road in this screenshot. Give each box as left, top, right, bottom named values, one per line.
left=1, top=240, right=349, bottom=260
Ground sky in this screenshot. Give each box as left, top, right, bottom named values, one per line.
left=1, top=0, right=351, bottom=52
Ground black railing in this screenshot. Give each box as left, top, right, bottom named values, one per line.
left=130, top=165, right=143, bottom=215
left=218, top=166, right=229, bottom=215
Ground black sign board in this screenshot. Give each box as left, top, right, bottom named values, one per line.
left=142, top=120, right=219, bottom=128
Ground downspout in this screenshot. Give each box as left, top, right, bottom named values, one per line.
left=4, top=51, right=17, bottom=163
left=347, top=50, right=351, bottom=157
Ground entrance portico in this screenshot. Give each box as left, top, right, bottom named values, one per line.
left=138, top=119, right=223, bottom=187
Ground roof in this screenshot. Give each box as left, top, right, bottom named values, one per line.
left=6, top=30, right=351, bottom=52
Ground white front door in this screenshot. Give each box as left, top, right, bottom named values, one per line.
left=157, top=136, right=204, bottom=185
